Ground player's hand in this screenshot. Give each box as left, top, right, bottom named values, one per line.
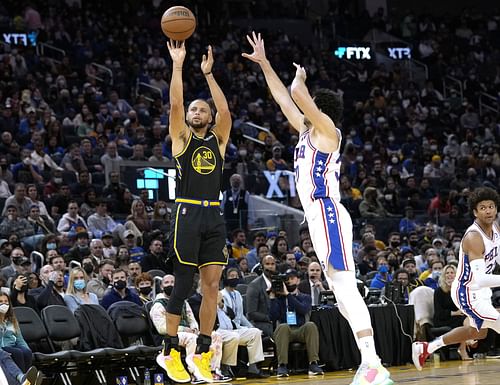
left=201, top=45, right=214, bottom=75
left=292, top=63, right=307, bottom=82
left=241, top=31, right=267, bottom=64
left=167, top=39, right=186, bottom=64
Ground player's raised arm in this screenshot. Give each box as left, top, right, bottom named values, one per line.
left=242, top=31, right=303, bottom=132
left=201, top=45, right=232, bottom=149
left=290, top=63, right=338, bottom=138
left=167, top=39, right=189, bottom=153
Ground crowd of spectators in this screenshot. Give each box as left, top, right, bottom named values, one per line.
left=0, top=0, right=499, bottom=379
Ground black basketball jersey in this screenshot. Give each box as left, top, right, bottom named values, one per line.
left=174, top=130, right=223, bottom=200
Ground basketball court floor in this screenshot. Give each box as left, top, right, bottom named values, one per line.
left=236, top=359, right=500, bottom=384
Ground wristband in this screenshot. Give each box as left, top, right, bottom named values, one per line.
left=204, top=72, right=212, bottom=76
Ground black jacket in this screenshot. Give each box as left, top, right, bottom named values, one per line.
left=74, top=304, right=124, bottom=351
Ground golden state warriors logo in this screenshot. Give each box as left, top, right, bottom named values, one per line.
left=191, top=146, right=216, bottom=175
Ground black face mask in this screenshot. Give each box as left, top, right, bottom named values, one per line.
left=224, top=278, right=239, bottom=288
left=409, top=240, right=418, bottom=247
left=83, top=263, right=94, bottom=275
left=285, top=284, right=297, bottom=292
left=390, top=241, right=400, bottom=248
left=12, top=257, right=22, bottom=266
left=114, top=280, right=127, bottom=290
left=139, top=286, right=152, bottom=295
left=163, top=285, right=174, bottom=296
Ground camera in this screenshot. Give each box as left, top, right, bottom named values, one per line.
left=271, top=272, right=287, bottom=293
left=385, top=282, right=407, bottom=304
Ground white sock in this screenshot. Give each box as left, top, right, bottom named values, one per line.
left=358, top=336, right=379, bottom=365
left=428, top=336, right=445, bottom=354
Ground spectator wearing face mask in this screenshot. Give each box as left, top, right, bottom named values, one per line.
left=64, top=267, right=98, bottom=313
left=423, top=259, right=444, bottom=290
left=135, top=273, right=154, bottom=304
left=100, top=269, right=142, bottom=309
left=222, top=174, right=251, bottom=235
left=370, top=257, right=393, bottom=289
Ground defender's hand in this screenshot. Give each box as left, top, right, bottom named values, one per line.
left=241, top=31, right=267, bottom=64
left=292, top=62, right=307, bottom=82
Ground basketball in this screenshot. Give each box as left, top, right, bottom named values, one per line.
left=161, top=6, right=196, bottom=41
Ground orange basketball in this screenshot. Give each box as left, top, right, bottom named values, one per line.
left=161, top=6, right=196, bottom=41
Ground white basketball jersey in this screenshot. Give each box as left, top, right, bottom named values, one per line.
left=456, top=221, right=500, bottom=291
left=294, top=129, right=342, bottom=209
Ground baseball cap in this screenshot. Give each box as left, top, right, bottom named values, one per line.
left=102, top=231, right=113, bottom=239
left=432, top=238, right=444, bottom=246
left=123, top=229, right=135, bottom=238
left=267, top=231, right=277, bottom=239
left=0, top=239, right=9, bottom=248
left=400, top=246, right=414, bottom=256
left=76, top=231, right=89, bottom=239
left=286, top=269, right=299, bottom=278
left=26, top=106, right=36, bottom=114
left=298, top=256, right=311, bottom=265
left=402, top=258, right=416, bottom=267
left=431, top=155, right=441, bottom=162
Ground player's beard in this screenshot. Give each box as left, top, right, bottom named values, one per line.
left=188, top=118, right=207, bottom=130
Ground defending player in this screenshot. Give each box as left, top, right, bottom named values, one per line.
left=158, top=40, right=231, bottom=383
left=412, top=187, right=500, bottom=370
left=242, top=32, right=392, bottom=385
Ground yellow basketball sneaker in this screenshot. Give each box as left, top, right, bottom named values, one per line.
left=186, top=351, right=214, bottom=383
left=156, top=349, right=191, bottom=383
left=350, top=361, right=393, bottom=385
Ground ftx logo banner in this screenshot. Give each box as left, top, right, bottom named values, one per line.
left=334, top=46, right=371, bottom=60
left=2, top=32, right=38, bottom=47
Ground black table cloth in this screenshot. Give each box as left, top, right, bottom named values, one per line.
left=310, top=304, right=414, bottom=370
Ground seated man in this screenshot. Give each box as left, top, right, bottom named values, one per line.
left=270, top=269, right=323, bottom=377
left=87, top=259, right=114, bottom=300
left=217, top=276, right=267, bottom=379
left=246, top=255, right=276, bottom=337
left=150, top=274, right=229, bottom=382
left=100, top=268, right=142, bottom=309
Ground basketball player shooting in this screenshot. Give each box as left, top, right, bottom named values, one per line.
left=413, top=187, right=500, bottom=370
left=158, top=40, right=231, bottom=383
left=242, top=32, right=393, bottom=385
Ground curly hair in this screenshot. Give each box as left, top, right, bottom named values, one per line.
left=468, top=187, right=500, bottom=216
left=313, top=88, right=343, bottom=126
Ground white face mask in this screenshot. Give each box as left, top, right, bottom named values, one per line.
left=158, top=208, right=167, bottom=216
left=0, top=304, right=9, bottom=314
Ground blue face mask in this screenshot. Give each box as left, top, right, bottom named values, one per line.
left=74, top=279, right=86, bottom=290
left=378, top=265, right=389, bottom=274
left=47, top=242, right=57, bottom=250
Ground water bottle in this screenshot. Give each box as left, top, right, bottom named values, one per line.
left=144, top=369, right=151, bottom=385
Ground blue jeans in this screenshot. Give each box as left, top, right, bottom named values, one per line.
left=2, top=346, right=32, bottom=373
left=0, top=349, right=23, bottom=384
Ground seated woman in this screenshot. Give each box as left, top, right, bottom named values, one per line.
left=135, top=273, right=154, bottom=304
left=64, top=267, right=99, bottom=313
left=433, top=264, right=470, bottom=359
left=0, top=293, right=34, bottom=374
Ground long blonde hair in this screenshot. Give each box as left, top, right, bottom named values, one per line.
left=66, top=267, right=90, bottom=295
left=438, top=264, right=456, bottom=293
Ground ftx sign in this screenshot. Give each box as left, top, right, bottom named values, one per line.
left=2, top=32, right=38, bottom=47
left=334, top=46, right=371, bottom=60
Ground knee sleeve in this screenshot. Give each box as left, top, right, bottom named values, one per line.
left=328, top=270, right=373, bottom=335
left=166, top=262, right=197, bottom=315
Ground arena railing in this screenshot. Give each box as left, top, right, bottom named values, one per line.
left=35, top=42, right=66, bottom=63
left=89, top=62, right=114, bottom=85
left=479, top=92, right=499, bottom=116
left=136, top=81, right=163, bottom=105
left=442, top=75, right=463, bottom=100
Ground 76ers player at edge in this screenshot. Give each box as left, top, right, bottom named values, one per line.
left=242, top=31, right=392, bottom=385
left=412, top=187, right=500, bottom=370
